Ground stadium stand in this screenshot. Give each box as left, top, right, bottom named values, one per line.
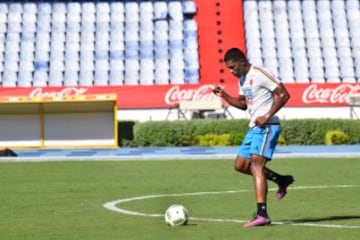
left=0, top=0, right=199, bottom=87
left=244, top=0, right=360, bottom=83
left=0, top=0, right=359, bottom=88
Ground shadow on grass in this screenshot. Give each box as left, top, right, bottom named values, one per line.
left=280, top=215, right=360, bottom=224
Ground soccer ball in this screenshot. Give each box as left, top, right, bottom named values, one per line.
left=164, top=204, right=189, bottom=226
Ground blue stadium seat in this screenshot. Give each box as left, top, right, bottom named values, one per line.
left=185, top=68, right=199, bottom=84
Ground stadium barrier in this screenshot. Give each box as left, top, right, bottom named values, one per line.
left=0, top=94, right=118, bottom=149
left=349, top=94, right=360, bottom=119
left=166, top=99, right=233, bottom=120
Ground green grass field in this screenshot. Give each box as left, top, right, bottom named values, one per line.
left=0, top=157, right=359, bottom=240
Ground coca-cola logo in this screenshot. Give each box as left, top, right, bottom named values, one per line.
left=302, top=84, right=360, bottom=104
left=165, top=84, right=220, bottom=105
left=29, top=87, right=88, bottom=98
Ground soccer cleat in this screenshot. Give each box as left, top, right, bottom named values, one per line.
left=243, top=215, right=271, bottom=227
left=276, top=175, right=294, bottom=200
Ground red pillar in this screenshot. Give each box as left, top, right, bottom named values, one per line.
left=194, top=0, right=246, bottom=84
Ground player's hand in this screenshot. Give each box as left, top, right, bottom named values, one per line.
left=212, top=86, right=223, bottom=97
left=254, top=115, right=270, bottom=127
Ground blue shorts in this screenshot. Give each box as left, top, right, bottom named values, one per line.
left=237, top=125, right=281, bottom=160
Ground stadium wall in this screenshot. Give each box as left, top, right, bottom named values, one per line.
left=0, top=0, right=358, bottom=122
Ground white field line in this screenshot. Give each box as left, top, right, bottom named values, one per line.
left=103, top=185, right=360, bottom=229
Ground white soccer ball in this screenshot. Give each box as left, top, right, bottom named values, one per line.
left=164, top=204, right=189, bottom=226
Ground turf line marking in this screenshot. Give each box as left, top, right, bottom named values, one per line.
left=103, top=185, right=360, bottom=229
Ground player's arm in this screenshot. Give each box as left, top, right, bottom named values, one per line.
left=255, top=83, right=290, bottom=126
left=213, top=86, right=247, bottom=110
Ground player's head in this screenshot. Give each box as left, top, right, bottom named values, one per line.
left=224, top=48, right=249, bottom=78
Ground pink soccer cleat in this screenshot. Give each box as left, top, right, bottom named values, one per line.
left=276, top=175, right=294, bottom=200
left=243, top=215, right=271, bottom=227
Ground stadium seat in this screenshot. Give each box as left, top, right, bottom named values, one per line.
left=124, top=59, right=139, bottom=85
left=170, top=68, right=185, bottom=84
left=139, top=61, right=154, bottom=85
left=263, top=57, right=279, bottom=77
left=168, top=1, right=184, bottom=21
left=184, top=49, right=199, bottom=68
left=65, top=59, right=80, bottom=72
left=155, top=68, right=170, bottom=85
left=37, top=14, right=52, bottom=32
left=79, top=71, right=94, bottom=86
left=35, top=51, right=50, bottom=64
left=18, top=70, right=33, bottom=87
left=309, top=65, right=325, bottom=83
left=48, top=70, right=64, bottom=87
left=339, top=57, right=356, bottom=82
left=139, top=41, right=153, bottom=59
left=66, top=41, right=80, bottom=52
left=139, top=1, right=153, bottom=22
left=2, top=71, right=18, bottom=87
left=66, top=32, right=80, bottom=44
left=278, top=57, right=295, bottom=83
left=64, top=71, right=79, bottom=86
left=19, top=46, right=33, bottom=60
left=19, top=60, right=34, bottom=72
left=262, top=47, right=277, bottom=58
left=323, top=56, right=340, bottom=82
left=125, top=2, right=139, bottom=22
left=355, top=60, right=360, bottom=79
left=154, top=1, right=168, bottom=19
left=109, top=59, right=125, bottom=85
left=184, top=68, right=199, bottom=84
left=50, top=60, right=64, bottom=72
left=277, top=47, right=292, bottom=58
left=4, top=61, right=19, bottom=72
left=109, top=70, right=124, bottom=86
left=22, top=13, right=37, bottom=32
left=0, top=3, right=7, bottom=13
left=94, top=71, right=109, bottom=86
left=183, top=0, right=197, bottom=15
left=110, top=59, right=124, bottom=73
left=33, top=71, right=48, bottom=87
left=51, top=32, right=66, bottom=43
left=293, top=58, right=310, bottom=83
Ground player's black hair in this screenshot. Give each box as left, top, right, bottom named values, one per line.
left=224, top=48, right=246, bottom=62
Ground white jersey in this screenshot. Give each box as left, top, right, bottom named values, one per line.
left=238, top=65, right=280, bottom=128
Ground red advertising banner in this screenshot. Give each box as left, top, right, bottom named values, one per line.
left=0, top=83, right=359, bottom=109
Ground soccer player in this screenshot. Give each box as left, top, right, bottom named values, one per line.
left=213, top=48, right=294, bottom=227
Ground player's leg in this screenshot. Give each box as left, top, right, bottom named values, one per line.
left=243, top=153, right=271, bottom=227
left=250, top=154, right=268, bottom=204
left=243, top=125, right=280, bottom=227
left=235, top=156, right=294, bottom=200
left=236, top=125, right=294, bottom=200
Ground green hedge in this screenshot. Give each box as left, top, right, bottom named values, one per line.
left=118, top=119, right=360, bottom=147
